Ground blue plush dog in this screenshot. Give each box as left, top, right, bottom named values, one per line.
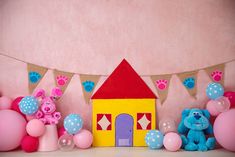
left=178, top=108, right=216, bottom=151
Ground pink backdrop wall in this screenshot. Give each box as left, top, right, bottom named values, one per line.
left=0, top=0, right=235, bottom=129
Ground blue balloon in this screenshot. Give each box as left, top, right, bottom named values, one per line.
left=206, top=82, right=224, bottom=100
left=19, top=96, right=39, bottom=115
left=64, top=114, right=83, bottom=135
left=145, top=130, right=164, bottom=149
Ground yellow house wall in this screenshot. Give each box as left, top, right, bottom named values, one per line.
left=92, top=99, right=156, bottom=147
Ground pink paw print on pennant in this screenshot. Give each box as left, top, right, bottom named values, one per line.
left=56, top=75, right=68, bottom=86
left=211, top=70, right=223, bottom=82
left=156, top=79, right=168, bottom=90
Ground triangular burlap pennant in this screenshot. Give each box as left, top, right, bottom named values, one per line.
left=150, top=74, right=172, bottom=104
left=79, top=74, right=101, bottom=104
left=53, top=69, right=74, bottom=94
left=27, top=63, right=48, bottom=94
left=177, top=70, right=198, bottom=98
left=204, top=63, right=225, bottom=85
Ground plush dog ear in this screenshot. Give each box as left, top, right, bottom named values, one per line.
left=182, top=109, right=191, bottom=119
left=177, top=109, right=190, bottom=134
left=202, top=109, right=210, bottom=120
left=51, top=87, right=63, bottom=101
left=202, top=109, right=213, bottom=134
left=34, top=89, right=45, bottom=99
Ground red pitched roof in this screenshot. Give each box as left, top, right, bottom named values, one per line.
left=92, top=59, right=157, bottom=99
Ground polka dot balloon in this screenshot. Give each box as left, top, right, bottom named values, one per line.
left=63, top=114, right=83, bottom=135
left=19, top=96, right=39, bottom=115
left=206, top=82, right=224, bottom=100
left=145, top=130, right=164, bottom=149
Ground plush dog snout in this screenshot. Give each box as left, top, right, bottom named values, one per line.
left=194, top=115, right=201, bottom=120
left=44, top=107, right=50, bottom=111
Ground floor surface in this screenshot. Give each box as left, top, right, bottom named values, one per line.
left=0, top=147, right=234, bottom=157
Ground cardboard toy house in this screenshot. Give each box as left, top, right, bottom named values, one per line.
left=91, top=59, right=157, bottom=147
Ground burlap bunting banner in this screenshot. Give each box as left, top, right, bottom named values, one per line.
left=27, top=63, right=48, bottom=94
left=177, top=71, right=198, bottom=98
left=79, top=74, right=101, bottom=104
left=204, top=63, right=225, bottom=85
left=53, top=69, right=74, bottom=94
left=150, top=74, right=172, bottom=104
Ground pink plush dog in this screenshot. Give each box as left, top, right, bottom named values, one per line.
left=34, top=87, right=62, bottom=125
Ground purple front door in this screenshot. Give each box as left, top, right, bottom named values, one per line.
left=115, top=114, right=133, bottom=147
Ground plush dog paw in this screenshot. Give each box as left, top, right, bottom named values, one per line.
left=198, top=144, right=208, bottom=151
left=185, top=142, right=198, bottom=151
left=180, top=135, right=188, bottom=148
left=206, top=137, right=216, bottom=150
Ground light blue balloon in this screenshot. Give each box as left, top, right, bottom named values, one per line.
left=19, top=96, right=39, bottom=115
left=64, top=114, right=83, bottom=135
left=145, top=130, right=164, bottom=149
left=206, top=82, right=224, bottom=100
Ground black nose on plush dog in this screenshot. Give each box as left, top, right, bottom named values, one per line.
left=194, top=115, right=201, bottom=120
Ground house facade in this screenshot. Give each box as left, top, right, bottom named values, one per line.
left=91, top=59, right=157, bottom=147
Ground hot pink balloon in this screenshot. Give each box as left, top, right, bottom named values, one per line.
left=224, top=91, right=235, bottom=108
left=214, top=109, right=235, bottom=152
left=163, top=132, right=182, bottom=152
left=58, top=126, right=67, bottom=138
left=0, top=110, right=27, bottom=151
left=11, top=97, right=26, bottom=118
left=73, top=129, right=93, bottom=149
left=206, top=96, right=230, bottom=116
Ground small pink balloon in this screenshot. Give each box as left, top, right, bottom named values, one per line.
left=58, top=133, right=75, bottom=151
left=0, top=110, right=27, bottom=151
left=73, top=129, right=93, bottom=149
left=0, top=96, right=12, bottom=110
left=58, top=126, right=67, bottom=137
left=26, top=115, right=36, bottom=121
left=214, top=109, right=235, bottom=152
left=159, top=118, right=177, bottom=135
left=224, top=91, right=235, bottom=108
left=206, top=100, right=220, bottom=116
left=206, top=96, right=230, bottom=116
left=163, top=132, right=182, bottom=152
left=26, top=119, right=45, bottom=137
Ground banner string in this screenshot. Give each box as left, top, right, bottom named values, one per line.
left=0, top=52, right=235, bottom=77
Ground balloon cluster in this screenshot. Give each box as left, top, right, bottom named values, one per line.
left=0, top=95, right=40, bottom=152
left=206, top=82, right=231, bottom=116
left=0, top=88, right=64, bottom=153
left=206, top=82, right=235, bottom=152
left=58, top=113, right=93, bottom=151
left=145, top=118, right=182, bottom=152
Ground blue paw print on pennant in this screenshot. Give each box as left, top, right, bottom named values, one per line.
left=183, top=77, right=195, bottom=89
left=29, top=71, right=41, bottom=83
left=82, top=81, right=95, bottom=92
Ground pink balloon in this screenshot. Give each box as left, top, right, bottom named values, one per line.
left=206, top=96, right=230, bottom=116
left=26, top=115, right=36, bottom=121
left=214, top=109, right=235, bottom=152
left=224, top=91, right=235, bottom=108
left=58, top=126, right=67, bottom=138
left=73, top=129, right=93, bottom=149
left=159, top=118, right=177, bottom=135
left=0, top=110, right=27, bottom=151
left=163, top=132, right=182, bottom=152
left=0, top=96, right=12, bottom=110
left=26, top=119, right=45, bottom=137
